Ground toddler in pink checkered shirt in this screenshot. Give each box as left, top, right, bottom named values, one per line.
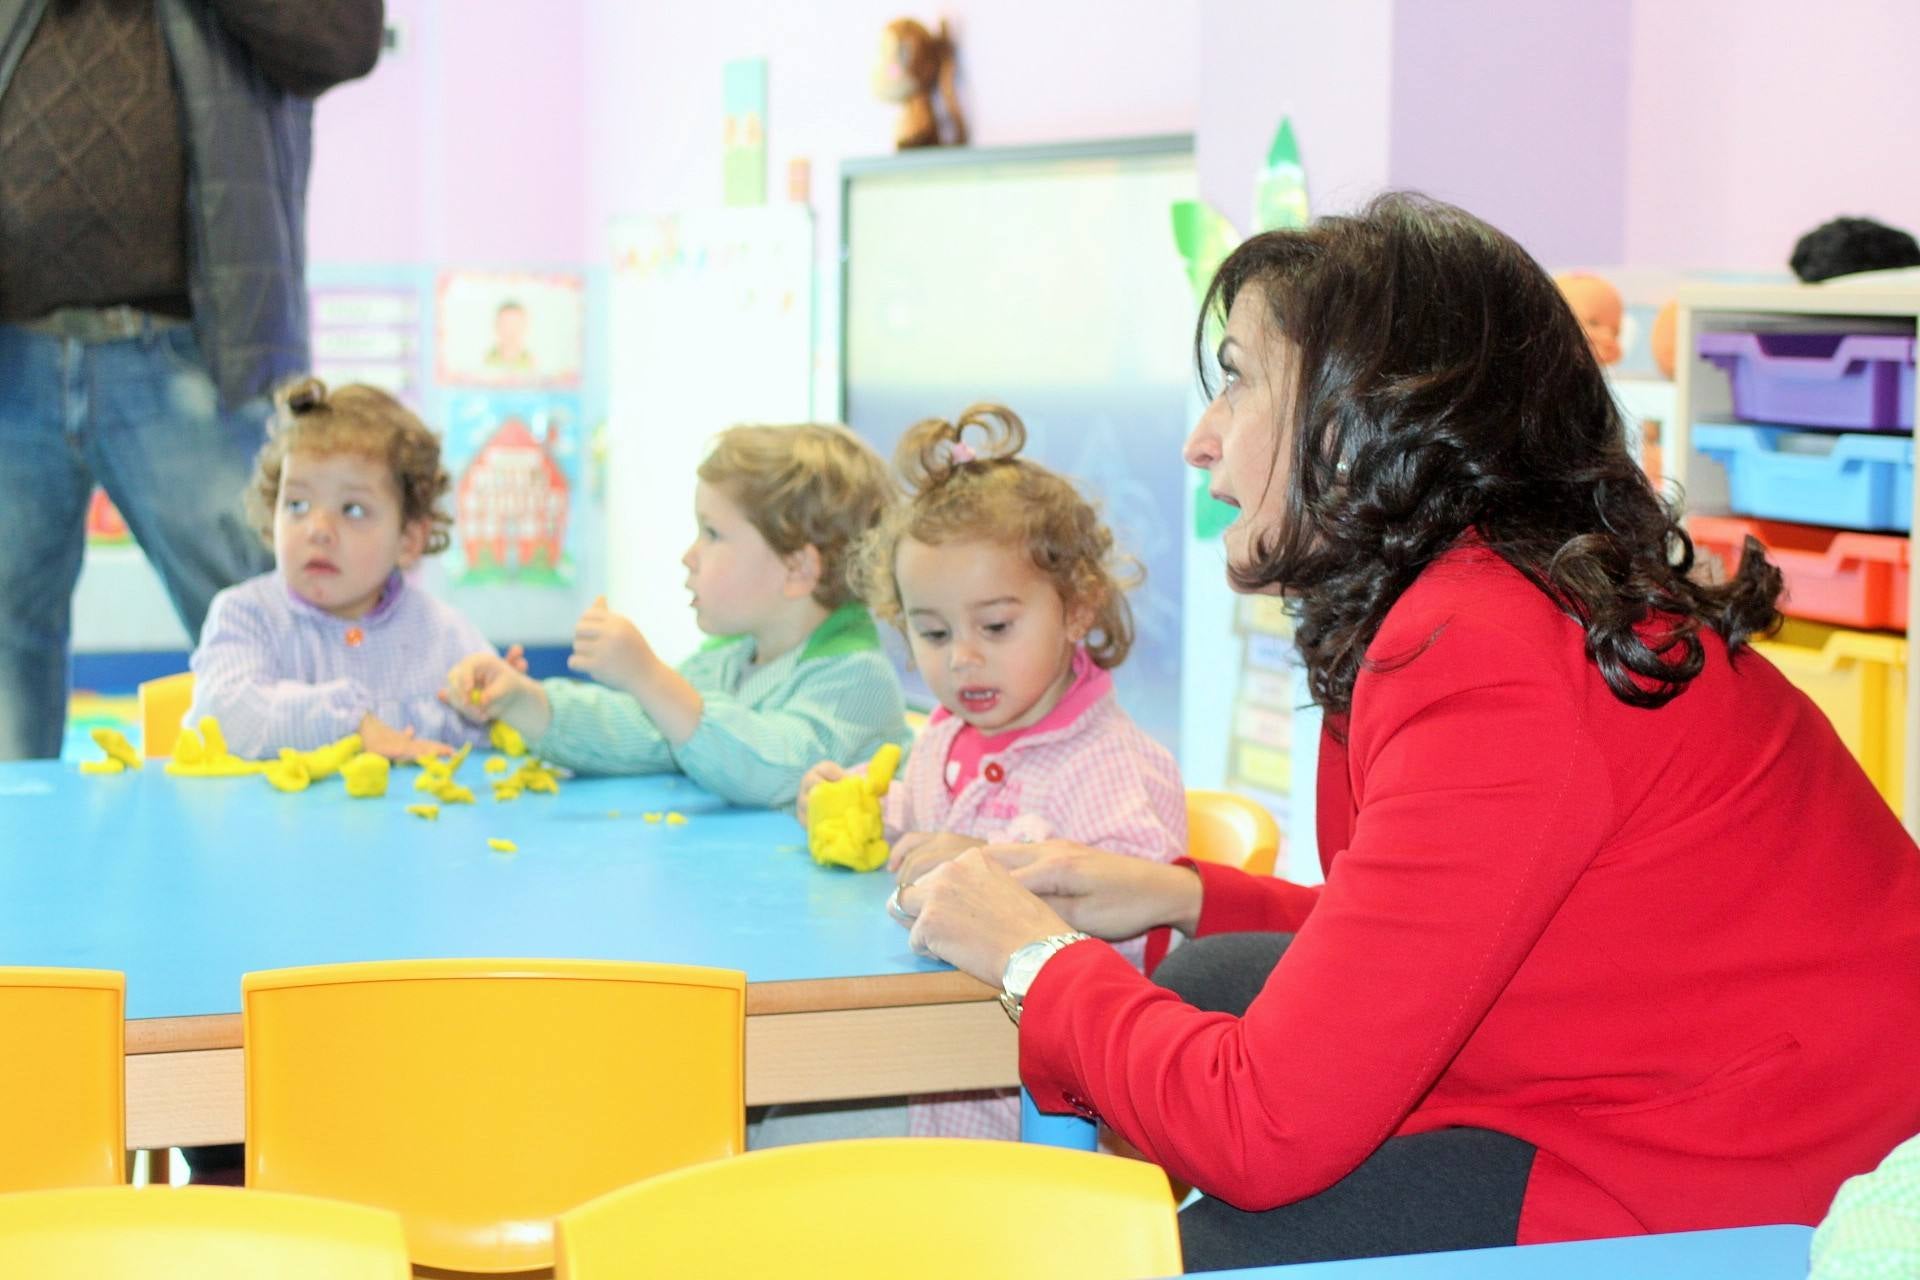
left=798, top=404, right=1187, bottom=1141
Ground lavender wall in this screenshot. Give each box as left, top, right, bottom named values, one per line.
left=582, top=0, right=1199, bottom=269
left=309, top=0, right=590, bottom=266
left=1388, top=0, right=1631, bottom=266
left=1197, top=0, right=1394, bottom=233
left=1624, top=0, right=1920, bottom=270
left=308, top=3, right=1920, bottom=278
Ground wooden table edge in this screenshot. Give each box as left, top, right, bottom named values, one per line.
left=124, top=970, right=995, bottom=1053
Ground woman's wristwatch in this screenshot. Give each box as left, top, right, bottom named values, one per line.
left=998, top=931, right=1092, bottom=1024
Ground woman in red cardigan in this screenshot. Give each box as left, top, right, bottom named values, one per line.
left=895, top=194, right=1920, bottom=1271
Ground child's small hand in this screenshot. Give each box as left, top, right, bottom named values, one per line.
left=569, top=595, right=660, bottom=692
left=443, top=652, right=539, bottom=725
left=359, top=713, right=453, bottom=762
left=891, top=831, right=986, bottom=882
left=796, top=760, right=848, bottom=823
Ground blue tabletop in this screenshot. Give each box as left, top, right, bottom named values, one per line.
left=1189, top=1225, right=1812, bottom=1279
left=0, top=762, right=944, bottom=1020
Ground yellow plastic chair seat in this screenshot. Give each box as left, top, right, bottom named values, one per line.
left=1186, top=789, right=1282, bottom=877
left=138, top=671, right=195, bottom=760
left=0, top=967, right=125, bottom=1190
left=244, top=957, right=745, bottom=1274
left=556, top=1137, right=1182, bottom=1279
left=0, top=1186, right=410, bottom=1279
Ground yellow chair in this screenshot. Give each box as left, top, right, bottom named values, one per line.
left=243, top=957, right=746, bottom=1274
left=1186, top=789, right=1282, bottom=877
left=138, top=671, right=195, bottom=759
left=556, top=1137, right=1182, bottom=1279
left=0, top=1186, right=410, bottom=1279
left=0, top=967, right=125, bottom=1190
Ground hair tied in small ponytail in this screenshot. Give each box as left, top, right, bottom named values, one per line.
left=286, top=379, right=326, bottom=414
left=949, top=441, right=976, bottom=465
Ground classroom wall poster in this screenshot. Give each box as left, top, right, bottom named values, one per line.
left=436, top=271, right=585, bottom=390
left=438, top=392, right=583, bottom=589
left=310, top=284, right=425, bottom=403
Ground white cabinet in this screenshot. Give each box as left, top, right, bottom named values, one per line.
left=1670, top=281, right=1920, bottom=832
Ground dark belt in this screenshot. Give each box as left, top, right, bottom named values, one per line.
left=12, top=305, right=191, bottom=342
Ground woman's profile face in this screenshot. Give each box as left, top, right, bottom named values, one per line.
left=1184, top=283, right=1293, bottom=582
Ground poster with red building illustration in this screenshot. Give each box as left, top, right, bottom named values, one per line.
left=439, top=392, right=580, bottom=587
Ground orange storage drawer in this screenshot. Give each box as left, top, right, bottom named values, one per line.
left=1691, top=515, right=1909, bottom=632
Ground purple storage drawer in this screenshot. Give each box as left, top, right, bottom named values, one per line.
left=1699, top=331, right=1916, bottom=431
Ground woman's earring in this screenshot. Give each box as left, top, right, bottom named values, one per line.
left=1335, top=458, right=1352, bottom=480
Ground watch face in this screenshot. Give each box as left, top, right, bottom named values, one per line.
left=1003, top=942, right=1051, bottom=998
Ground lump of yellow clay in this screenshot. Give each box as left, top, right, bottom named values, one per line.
left=79, top=758, right=126, bottom=775
left=281, top=733, right=362, bottom=781
left=172, top=727, right=205, bottom=766
left=406, top=803, right=440, bottom=820
left=89, top=728, right=142, bottom=770
left=487, top=837, right=518, bottom=853
left=263, top=757, right=312, bottom=793
left=164, top=717, right=267, bottom=778
left=807, top=743, right=902, bottom=872
left=489, top=720, right=527, bottom=757
left=491, top=780, right=523, bottom=802
left=484, top=756, right=508, bottom=775
left=437, top=783, right=475, bottom=805
left=643, top=812, right=663, bottom=824
left=341, top=752, right=390, bottom=798
left=665, top=812, right=689, bottom=826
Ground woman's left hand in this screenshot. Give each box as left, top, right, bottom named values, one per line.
left=894, top=849, right=1074, bottom=986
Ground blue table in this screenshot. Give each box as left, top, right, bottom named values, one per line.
left=1184, top=1225, right=1813, bottom=1279
left=0, top=762, right=1012, bottom=1148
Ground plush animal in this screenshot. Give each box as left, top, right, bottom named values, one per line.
left=872, top=18, right=966, bottom=149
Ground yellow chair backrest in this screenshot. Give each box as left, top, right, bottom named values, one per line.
left=1186, top=789, right=1282, bottom=877
left=243, top=957, right=746, bottom=1274
left=0, top=1186, right=410, bottom=1279
left=138, top=671, right=195, bottom=760
left=0, top=967, right=125, bottom=1190
left=555, top=1137, right=1183, bottom=1279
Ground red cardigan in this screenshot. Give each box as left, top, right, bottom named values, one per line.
left=1021, top=546, right=1920, bottom=1243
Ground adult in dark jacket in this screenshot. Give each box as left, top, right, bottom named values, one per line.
left=0, top=0, right=384, bottom=760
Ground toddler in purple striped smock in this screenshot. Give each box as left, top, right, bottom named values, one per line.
left=185, top=378, right=494, bottom=762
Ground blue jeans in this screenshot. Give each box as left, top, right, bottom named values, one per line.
left=0, top=317, right=272, bottom=759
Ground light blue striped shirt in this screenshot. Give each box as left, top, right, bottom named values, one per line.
left=532, top=603, right=909, bottom=809
left=1813, top=1133, right=1920, bottom=1280
left=186, top=570, right=494, bottom=760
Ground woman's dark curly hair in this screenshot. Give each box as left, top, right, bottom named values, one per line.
left=1197, top=193, right=1780, bottom=716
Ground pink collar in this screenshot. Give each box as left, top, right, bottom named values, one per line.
left=930, top=646, right=1110, bottom=746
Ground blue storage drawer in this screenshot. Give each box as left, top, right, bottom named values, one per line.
left=1692, top=423, right=1914, bottom=532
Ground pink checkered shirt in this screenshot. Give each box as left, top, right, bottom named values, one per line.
left=888, top=650, right=1186, bottom=1140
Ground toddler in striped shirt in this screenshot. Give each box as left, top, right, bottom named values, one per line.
left=445, top=423, right=909, bottom=809
left=797, top=404, right=1186, bottom=1142
left=186, top=378, right=493, bottom=762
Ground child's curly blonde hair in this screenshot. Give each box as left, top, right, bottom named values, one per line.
left=697, top=423, right=895, bottom=609
left=854, top=404, right=1138, bottom=668
left=245, top=377, right=454, bottom=553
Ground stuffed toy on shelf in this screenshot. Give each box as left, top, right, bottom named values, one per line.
left=872, top=17, right=966, bottom=149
